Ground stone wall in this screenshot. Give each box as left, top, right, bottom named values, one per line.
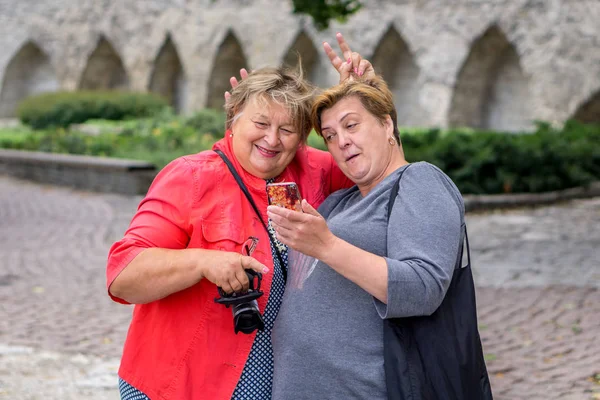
left=0, top=41, right=59, bottom=117
left=0, top=0, right=598, bottom=130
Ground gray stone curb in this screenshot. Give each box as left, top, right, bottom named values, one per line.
left=0, top=149, right=155, bottom=171
left=464, top=181, right=600, bottom=212
left=0, top=149, right=156, bottom=195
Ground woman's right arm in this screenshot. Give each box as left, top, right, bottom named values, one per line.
left=110, top=247, right=267, bottom=304
left=107, top=157, right=267, bottom=305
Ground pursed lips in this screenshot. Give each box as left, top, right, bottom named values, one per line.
left=344, top=153, right=359, bottom=162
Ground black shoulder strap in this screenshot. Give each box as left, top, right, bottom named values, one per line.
left=386, top=163, right=471, bottom=270
left=386, top=164, right=412, bottom=221
left=215, top=149, right=287, bottom=283
left=462, top=224, right=471, bottom=270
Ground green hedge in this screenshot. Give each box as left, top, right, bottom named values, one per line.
left=1, top=109, right=225, bottom=169
left=400, top=121, right=600, bottom=194
left=17, top=91, right=169, bottom=129
left=1, top=112, right=598, bottom=195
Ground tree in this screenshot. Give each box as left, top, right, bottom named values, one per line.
left=292, top=0, right=362, bottom=30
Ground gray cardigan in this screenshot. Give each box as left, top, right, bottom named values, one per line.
left=272, top=162, right=464, bottom=400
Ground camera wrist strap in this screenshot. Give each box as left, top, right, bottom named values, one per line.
left=215, top=149, right=287, bottom=284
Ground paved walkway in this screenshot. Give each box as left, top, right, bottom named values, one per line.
left=0, top=175, right=599, bottom=399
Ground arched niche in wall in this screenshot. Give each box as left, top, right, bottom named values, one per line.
left=206, top=30, right=247, bottom=110
left=149, top=35, right=188, bottom=113
left=572, top=90, right=600, bottom=124
left=282, top=31, right=319, bottom=83
left=79, top=37, right=129, bottom=90
left=449, top=26, right=532, bottom=132
left=0, top=41, right=59, bottom=117
left=371, top=26, right=426, bottom=127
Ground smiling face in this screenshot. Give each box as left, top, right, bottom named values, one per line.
left=321, top=96, right=400, bottom=193
left=231, top=96, right=302, bottom=179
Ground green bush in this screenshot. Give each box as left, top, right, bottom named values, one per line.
left=307, top=130, right=327, bottom=150
left=305, top=122, right=600, bottom=194
left=1, top=112, right=598, bottom=195
left=401, top=121, right=600, bottom=194
left=17, top=91, right=169, bottom=129
left=183, top=109, right=227, bottom=138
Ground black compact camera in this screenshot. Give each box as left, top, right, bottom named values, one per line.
left=214, top=269, right=265, bottom=334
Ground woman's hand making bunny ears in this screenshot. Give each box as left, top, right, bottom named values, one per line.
left=324, top=33, right=376, bottom=83
left=224, top=68, right=249, bottom=102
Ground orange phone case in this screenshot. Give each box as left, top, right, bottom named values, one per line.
left=266, top=182, right=302, bottom=211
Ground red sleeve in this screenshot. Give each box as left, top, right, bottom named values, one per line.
left=106, top=157, right=194, bottom=304
left=328, top=153, right=354, bottom=194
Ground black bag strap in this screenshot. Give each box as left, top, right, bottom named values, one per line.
left=462, top=223, right=471, bottom=269
left=386, top=163, right=471, bottom=271
left=215, top=149, right=287, bottom=283
left=386, top=164, right=412, bottom=221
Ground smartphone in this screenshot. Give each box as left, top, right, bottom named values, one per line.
left=266, top=182, right=302, bottom=211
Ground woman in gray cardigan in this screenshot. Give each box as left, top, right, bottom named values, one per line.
left=266, top=75, right=486, bottom=399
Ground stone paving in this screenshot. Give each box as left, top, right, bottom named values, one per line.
left=0, top=175, right=599, bottom=399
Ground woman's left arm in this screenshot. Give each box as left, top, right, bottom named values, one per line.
left=267, top=164, right=463, bottom=316
left=380, top=164, right=463, bottom=318
left=267, top=200, right=390, bottom=303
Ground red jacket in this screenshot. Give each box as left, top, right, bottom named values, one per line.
left=106, top=133, right=352, bottom=400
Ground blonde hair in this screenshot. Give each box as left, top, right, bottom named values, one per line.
left=225, top=66, right=315, bottom=142
left=311, top=75, right=400, bottom=143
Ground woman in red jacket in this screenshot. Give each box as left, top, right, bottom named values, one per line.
left=107, top=35, right=372, bottom=399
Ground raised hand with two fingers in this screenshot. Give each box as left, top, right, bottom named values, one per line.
left=324, top=32, right=376, bottom=83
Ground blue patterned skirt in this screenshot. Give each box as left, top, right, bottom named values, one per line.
left=119, top=377, right=150, bottom=400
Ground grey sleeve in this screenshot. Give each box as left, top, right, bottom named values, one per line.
left=374, top=163, right=463, bottom=319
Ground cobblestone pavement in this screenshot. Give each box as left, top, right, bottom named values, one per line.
left=0, top=175, right=599, bottom=399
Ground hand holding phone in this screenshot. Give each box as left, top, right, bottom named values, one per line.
left=266, top=182, right=302, bottom=212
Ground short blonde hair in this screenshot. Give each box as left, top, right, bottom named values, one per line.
left=311, top=75, right=400, bottom=143
left=225, top=66, right=315, bottom=142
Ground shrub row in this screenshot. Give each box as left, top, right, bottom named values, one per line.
left=2, top=109, right=225, bottom=170
left=400, top=121, right=600, bottom=194
left=2, top=110, right=598, bottom=194
left=17, top=91, right=169, bottom=129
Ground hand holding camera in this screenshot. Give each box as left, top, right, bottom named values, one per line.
left=202, top=250, right=268, bottom=294
left=212, top=237, right=267, bottom=334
